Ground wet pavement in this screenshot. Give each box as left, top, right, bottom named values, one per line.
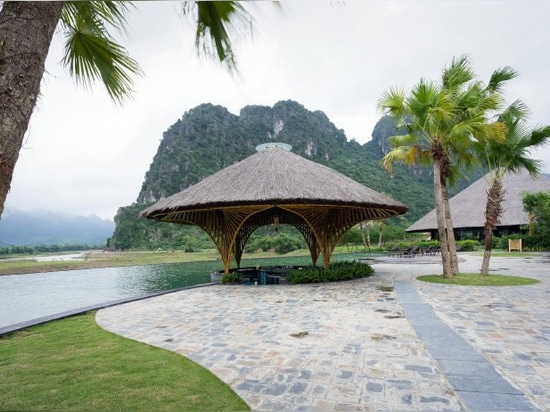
left=96, top=252, right=550, bottom=411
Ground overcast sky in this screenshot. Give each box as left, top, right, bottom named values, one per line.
left=5, top=0, right=550, bottom=220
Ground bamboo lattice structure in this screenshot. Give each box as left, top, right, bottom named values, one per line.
left=142, top=145, right=408, bottom=272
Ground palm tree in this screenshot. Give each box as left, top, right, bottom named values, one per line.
left=378, top=56, right=506, bottom=278
left=476, top=100, right=550, bottom=275
left=379, top=81, right=455, bottom=277
left=438, top=60, right=517, bottom=273
left=0, top=1, right=252, bottom=220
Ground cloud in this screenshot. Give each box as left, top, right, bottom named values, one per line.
left=6, top=0, right=550, bottom=220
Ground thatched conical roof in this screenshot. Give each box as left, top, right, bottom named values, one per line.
left=407, top=168, right=550, bottom=232
left=142, top=146, right=407, bottom=216
left=143, top=145, right=408, bottom=272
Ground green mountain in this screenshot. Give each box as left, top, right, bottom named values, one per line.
left=109, top=100, right=480, bottom=250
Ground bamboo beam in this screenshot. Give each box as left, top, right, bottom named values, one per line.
left=158, top=203, right=395, bottom=272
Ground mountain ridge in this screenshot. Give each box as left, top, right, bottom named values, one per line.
left=0, top=208, right=114, bottom=246
left=110, top=100, right=479, bottom=250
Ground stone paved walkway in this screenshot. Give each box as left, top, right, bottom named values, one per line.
left=96, top=252, right=550, bottom=411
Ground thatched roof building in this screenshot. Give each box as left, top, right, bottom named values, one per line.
left=407, top=168, right=550, bottom=240
left=143, top=143, right=408, bottom=272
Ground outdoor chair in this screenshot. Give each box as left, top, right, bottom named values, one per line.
left=401, top=247, right=415, bottom=257
left=424, top=245, right=438, bottom=255
left=402, top=244, right=422, bottom=257
left=388, top=248, right=406, bottom=257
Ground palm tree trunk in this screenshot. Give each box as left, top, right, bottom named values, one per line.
left=0, top=2, right=63, bottom=219
left=441, top=179, right=460, bottom=274
left=433, top=158, right=453, bottom=278
left=480, top=178, right=505, bottom=275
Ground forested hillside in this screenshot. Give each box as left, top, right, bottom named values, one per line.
left=109, top=100, right=481, bottom=250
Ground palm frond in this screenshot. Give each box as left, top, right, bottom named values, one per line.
left=387, top=133, right=420, bottom=148
left=61, top=1, right=142, bottom=104
left=377, top=87, right=407, bottom=117
left=182, top=1, right=254, bottom=72
left=62, top=2, right=134, bottom=36
left=499, top=99, right=530, bottom=122
left=381, top=146, right=424, bottom=172
left=530, top=125, right=550, bottom=147
left=513, top=157, right=542, bottom=176
left=482, top=111, right=550, bottom=176
left=442, top=54, right=474, bottom=90
left=486, top=66, right=519, bottom=93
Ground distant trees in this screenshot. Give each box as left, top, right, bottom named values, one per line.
left=0, top=244, right=102, bottom=255
left=243, top=228, right=306, bottom=254
left=108, top=202, right=214, bottom=250
left=523, top=191, right=550, bottom=237
left=357, top=221, right=385, bottom=250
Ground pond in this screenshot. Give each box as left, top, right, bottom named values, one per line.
left=0, top=253, right=365, bottom=330
left=0, top=261, right=217, bottom=330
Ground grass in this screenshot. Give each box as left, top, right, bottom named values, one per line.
left=473, top=250, right=542, bottom=258
left=0, top=312, right=249, bottom=411
left=0, top=247, right=369, bottom=276
left=0, top=250, right=221, bottom=275
left=0, top=249, right=309, bottom=276
left=417, top=273, right=540, bottom=286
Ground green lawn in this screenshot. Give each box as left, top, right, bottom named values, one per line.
left=417, top=273, right=540, bottom=286
left=0, top=312, right=249, bottom=411
left=473, top=251, right=542, bottom=258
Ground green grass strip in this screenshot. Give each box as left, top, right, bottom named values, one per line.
left=473, top=251, right=542, bottom=258
left=0, top=312, right=249, bottom=411
left=417, top=273, right=540, bottom=286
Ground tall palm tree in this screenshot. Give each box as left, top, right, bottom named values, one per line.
left=438, top=60, right=516, bottom=273
left=378, top=56, right=506, bottom=278
left=0, top=1, right=252, bottom=220
left=476, top=100, right=550, bottom=275
left=379, top=80, right=455, bottom=277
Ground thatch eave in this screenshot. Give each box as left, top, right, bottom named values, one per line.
left=141, top=145, right=409, bottom=271
left=142, top=199, right=408, bottom=221
left=406, top=168, right=550, bottom=233
left=142, top=147, right=408, bottom=218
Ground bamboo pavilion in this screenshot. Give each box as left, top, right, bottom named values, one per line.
left=142, top=143, right=408, bottom=273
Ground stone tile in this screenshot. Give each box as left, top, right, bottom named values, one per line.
left=96, top=252, right=550, bottom=411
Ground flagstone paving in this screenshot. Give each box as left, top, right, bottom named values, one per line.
left=96, top=252, right=550, bottom=411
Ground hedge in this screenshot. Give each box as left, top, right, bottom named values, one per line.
left=286, top=261, right=374, bottom=284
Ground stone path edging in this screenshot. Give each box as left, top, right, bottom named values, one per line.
left=395, top=280, right=538, bottom=411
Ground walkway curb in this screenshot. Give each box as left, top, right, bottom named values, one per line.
left=0, top=282, right=216, bottom=337
left=395, top=281, right=538, bottom=411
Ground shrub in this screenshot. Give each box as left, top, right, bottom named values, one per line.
left=221, top=272, right=241, bottom=283
left=286, top=261, right=374, bottom=284
left=384, top=240, right=440, bottom=251
left=272, top=233, right=305, bottom=254
left=456, top=240, right=480, bottom=251
left=499, top=234, right=550, bottom=251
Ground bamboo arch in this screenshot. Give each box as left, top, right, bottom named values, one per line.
left=142, top=145, right=408, bottom=272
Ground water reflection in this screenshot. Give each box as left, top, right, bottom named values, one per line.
left=0, top=261, right=217, bottom=329
left=116, top=261, right=219, bottom=294
left=0, top=253, right=365, bottom=329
